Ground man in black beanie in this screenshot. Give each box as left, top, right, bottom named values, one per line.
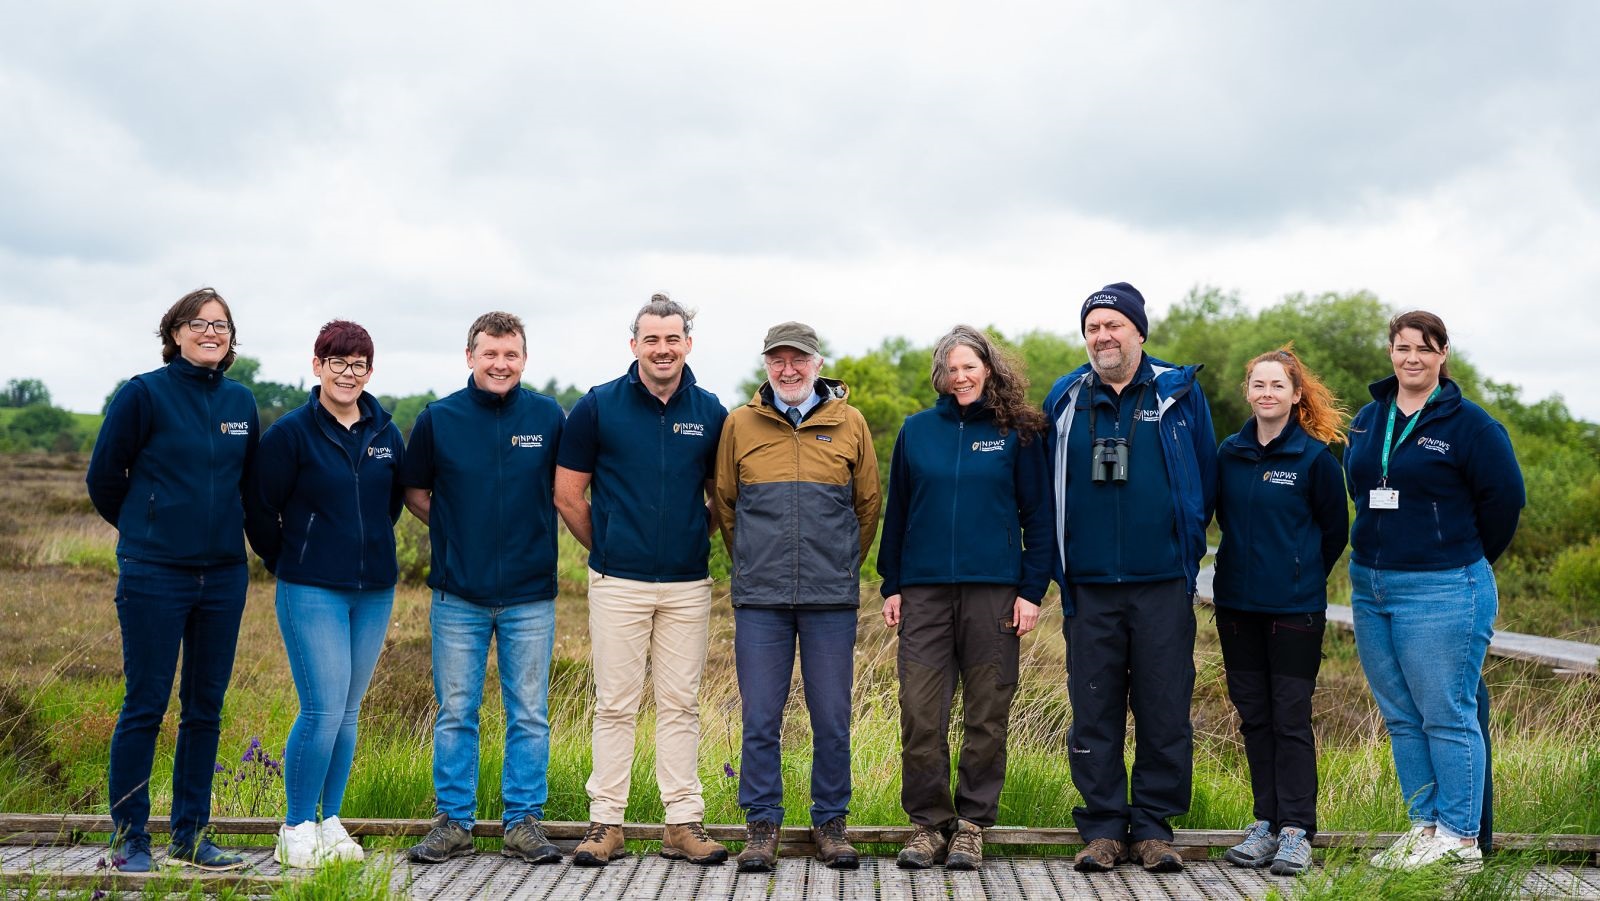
left=1041, top=282, right=1217, bottom=873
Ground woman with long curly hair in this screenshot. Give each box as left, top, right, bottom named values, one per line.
left=877, top=325, right=1054, bottom=871
left=1212, top=346, right=1350, bottom=876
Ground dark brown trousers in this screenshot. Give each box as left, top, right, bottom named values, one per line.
left=897, top=583, right=1021, bottom=829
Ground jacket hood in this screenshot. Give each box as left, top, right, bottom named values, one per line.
left=750, top=376, right=849, bottom=409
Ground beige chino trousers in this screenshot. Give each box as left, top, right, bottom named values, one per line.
left=585, top=568, right=714, bottom=824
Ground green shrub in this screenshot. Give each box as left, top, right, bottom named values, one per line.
left=1550, top=540, right=1600, bottom=614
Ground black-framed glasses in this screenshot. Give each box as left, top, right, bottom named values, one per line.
left=184, top=319, right=232, bottom=335
left=323, top=358, right=371, bottom=377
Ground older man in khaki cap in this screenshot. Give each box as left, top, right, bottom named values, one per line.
left=712, top=321, right=880, bottom=873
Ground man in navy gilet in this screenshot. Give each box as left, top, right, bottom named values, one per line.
left=1041, top=283, right=1217, bottom=874
left=398, top=311, right=566, bottom=866
left=555, top=294, right=729, bottom=867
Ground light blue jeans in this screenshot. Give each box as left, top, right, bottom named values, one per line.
left=1350, top=558, right=1496, bottom=839
left=276, top=580, right=395, bottom=825
left=430, top=590, right=556, bottom=827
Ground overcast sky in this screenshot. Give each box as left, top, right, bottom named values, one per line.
left=4, top=2, right=1597, bottom=420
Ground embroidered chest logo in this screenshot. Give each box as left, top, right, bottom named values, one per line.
left=1417, top=436, right=1451, bottom=455
left=509, top=434, right=544, bottom=448
left=1262, top=470, right=1298, bottom=486
left=673, top=422, right=706, bottom=437
left=219, top=421, right=250, bottom=436
left=368, top=446, right=394, bottom=460
left=971, top=439, right=1005, bottom=453
left=1135, top=409, right=1160, bottom=422
left=815, top=434, right=833, bottom=443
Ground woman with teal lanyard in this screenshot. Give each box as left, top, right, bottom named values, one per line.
left=1344, top=311, right=1523, bottom=872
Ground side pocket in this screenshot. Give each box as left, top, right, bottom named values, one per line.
left=997, top=616, right=1021, bottom=686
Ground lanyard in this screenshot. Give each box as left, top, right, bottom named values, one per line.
left=1379, top=386, right=1441, bottom=486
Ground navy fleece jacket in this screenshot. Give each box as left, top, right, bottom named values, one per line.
left=399, top=377, right=564, bottom=606
left=556, top=363, right=726, bottom=582
left=254, top=387, right=406, bottom=590
left=87, top=356, right=265, bottom=566
left=878, top=395, right=1055, bottom=603
left=1213, top=417, right=1349, bottom=613
left=1345, top=376, right=1524, bottom=570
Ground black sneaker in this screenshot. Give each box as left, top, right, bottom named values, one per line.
left=503, top=815, right=562, bottom=864
left=407, top=814, right=474, bottom=863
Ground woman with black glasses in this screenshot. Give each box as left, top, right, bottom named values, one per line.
left=88, top=288, right=265, bottom=872
left=253, top=320, right=405, bottom=868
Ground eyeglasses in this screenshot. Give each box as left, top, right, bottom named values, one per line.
left=765, top=356, right=814, bottom=373
left=323, top=358, right=371, bottom=377
left=184, top=319, right=232, bottom=335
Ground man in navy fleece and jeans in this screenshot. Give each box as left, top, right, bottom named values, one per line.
left=1042, top=283, right=1217, bottom=874
left=399, top=311, right=566, bottom=866
left=555, top=295, right=729, bottom=867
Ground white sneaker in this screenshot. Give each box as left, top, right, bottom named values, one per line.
left=1370, top=825, right=1431, bottom=869
left=320, top=816, right=365, bottom=862
left=1404, top=833, right=1482, bottom=873
left=275, top=821, right=324, bottom=869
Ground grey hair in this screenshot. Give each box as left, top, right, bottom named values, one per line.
left=631, top=292, right=696, bottom=337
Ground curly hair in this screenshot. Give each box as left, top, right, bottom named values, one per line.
left=1243, top=344, right=1349, bottom=445
left=931, top=325, right=1047, bottom=444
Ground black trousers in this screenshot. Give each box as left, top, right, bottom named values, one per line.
left=1064, top=579, right=1195, bottom=844
left=1215, top=606, right=1325, bottom=839
left=897, top=583, right=1021, bottom=829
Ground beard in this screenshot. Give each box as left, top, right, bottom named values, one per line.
left=771, top=376, right=815, bottom=407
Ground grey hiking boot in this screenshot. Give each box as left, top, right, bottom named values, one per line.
left=945, top=819, right=984, bottom=870
left=502, top=815, right=562, bottom=864
left=1224, top=820, right=1278, bottom=868
left=896, top=824, right=947, bottom=869
left=408, top=814, right=474, bottom=863
left=1270, top=826, right=1312, bottom=876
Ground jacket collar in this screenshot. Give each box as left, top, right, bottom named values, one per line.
left=464, top=374, right=521, bottom=409
left=749, top=377, right=850, bottom=423
left=1366, top=374, right=1463, bottom=416
left=626, top=361, right=698, bottom=403
left=168, top=354, right=227, bottom=388
left=309, top=386, right=392, bottom=431
left=1222, top=415, right=1309, bottom=460
left=934, top=392, right=994, bottom=421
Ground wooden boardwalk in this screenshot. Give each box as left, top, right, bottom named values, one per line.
left=5, top=844, right=1600, bottom=899
left=1195, top=565, right=1600, bottom=676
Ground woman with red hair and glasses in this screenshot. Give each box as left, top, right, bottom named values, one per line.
left=1212, top=347, right=1349, bottom=877
left=253, top=320, right=406, bottom=868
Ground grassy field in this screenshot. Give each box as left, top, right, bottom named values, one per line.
left=1, top=452, right=1597, bottom=899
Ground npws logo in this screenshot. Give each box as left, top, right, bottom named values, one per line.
left=509, top=434, right=544, bottom=448
left=1262, top=470, right=1298, bottom=486
left=673, top=422, right=706, bottom=437
left=218, top=421, right=250, bottom=436
left=367, top=446, right=394, bottom=460
left=1417, top=436, right=1451, bottom=455
left=971, top=439, right=1006, bottom=453
left=1136, top=409, right=1161, bottom=422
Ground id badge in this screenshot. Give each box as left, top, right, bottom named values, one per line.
left=1369, top=488, right=1400, bottom=510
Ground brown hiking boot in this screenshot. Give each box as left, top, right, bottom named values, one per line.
left=736, top=820, right=778, bottom=873
left=896, top=824, right=947, bottom=869
left=945, top=819, right=984, bottom=870
left=811, top=817, right=859, bottom=870
left=572, top=822, right=627, bottom=867
left=661, top=822, right=728, bottom=865
left=1132, top=838, right=1185, bottom=873
left=1073, top=837, right=1126, bottom=872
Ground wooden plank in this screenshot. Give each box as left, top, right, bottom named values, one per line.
left=401, top=851, right=487, bottom=901
left=949, top=867, right=991, bottom=900
left=688, top=857, right=741, bottom=901
left=839, top=855, right=881, bottom=901
left=541, top=857, right=608, bottom=901
left=767, top=856, right=810, bottom=901
left=731, top=867, right=775, bottom=901
left=474, top=854, right=560, bottom=899
left=584, top=853, right=650, bottom=900
left=1009, top=858, right=1063, bottom=901
left=873, top=855, right=916, bottom=901
left=805, top=861, right=844, bottom=901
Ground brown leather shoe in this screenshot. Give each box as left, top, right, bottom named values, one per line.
left=661, top=822, right=728, bottom=865
left=736, top=820, right=778, bottom=873
left=1073, top=837, right=1126, bottom=872
left=811, top=817, right=859, bottom=869
left=573, top=822, right=627, bottom=867
left=896, top=824, right=947, bottom=869
left=1132, top=838, right=1185, bottom=873
left=945, top=819, right=984, bottom=870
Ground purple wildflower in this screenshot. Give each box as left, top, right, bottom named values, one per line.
left=214, top=761, right=227, bottom=774
left=723, top=762, right=737, bottom=779
left=93, top=892, right=107, bottom=900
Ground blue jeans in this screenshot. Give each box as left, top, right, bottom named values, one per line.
left=276, top=580, right=394, bottom=825
left=1350, top=559, right=1497, bottom=839
left=430, top=590, right=556, bottom=827
left=109, top=558, right=247, bottom=848
left=733, top=606, right=858, bottom=826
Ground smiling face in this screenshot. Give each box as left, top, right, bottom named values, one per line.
left=943, top=343, right=989, bottom=406
left=466, top=330, right=526, bottom=396
left=765, top=348, right=821, bottom=406
left=314, top=355, right=372, bottom=410
left=630, top=313, right=691, bottom=391
left=1083, top=307, right=1144, bottom=383
left=1390, top=326, right=1447, bottom=395
left=172, top=299, right=232, bottom=369
left=1246, top=359, right=1301, bottom=431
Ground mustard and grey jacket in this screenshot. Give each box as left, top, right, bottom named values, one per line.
left=714, top=378, right=881, bottom=608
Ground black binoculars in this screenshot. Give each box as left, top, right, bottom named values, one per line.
left=1091, top=436, right=1130, bottom=483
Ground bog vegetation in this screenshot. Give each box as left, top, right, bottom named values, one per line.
left=2, top=288, right=1598, bottom=899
